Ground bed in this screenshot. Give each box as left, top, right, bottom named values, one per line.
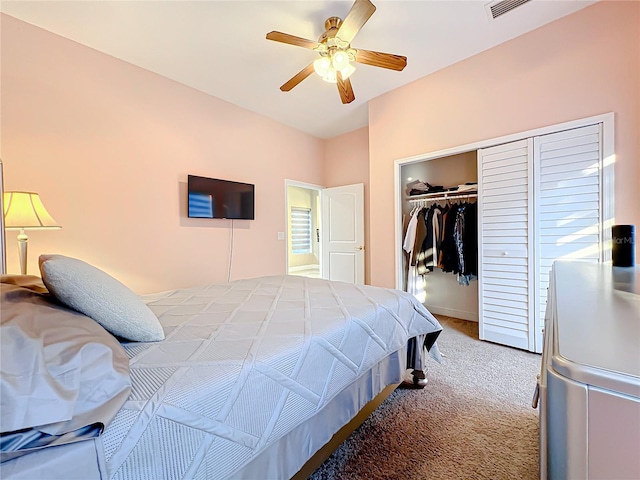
left=1, top=254, right=442, bottom=479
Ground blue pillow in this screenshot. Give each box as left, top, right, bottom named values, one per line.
left=39, top=254, right=165, bottom=342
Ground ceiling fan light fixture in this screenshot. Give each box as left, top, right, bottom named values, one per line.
left=313, top=56, right=331, bottom=77
left=323, top=69, right=338, bottom=84
left=340, top=63, right=356, bottom=80
left=332, top=50, right=350, bottom=71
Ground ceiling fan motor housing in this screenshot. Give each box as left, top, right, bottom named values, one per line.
left=319, top=17, right=343, bottom=43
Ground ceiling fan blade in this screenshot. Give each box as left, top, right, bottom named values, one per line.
left=336, top=0, right=376, bottom=44
left=266, top=31, right=320, bottom=50
left=337, top=71, right=355, bottom=104
left=354, top=49, right=407, bottom=71
left=280, top=63, right=315, bottom=92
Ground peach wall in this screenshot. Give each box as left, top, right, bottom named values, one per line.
left=0, top=14, right=325, bottom=293
left=368, top=1, right=640, bottom=288
left=323, top=126, right=370, bottom=283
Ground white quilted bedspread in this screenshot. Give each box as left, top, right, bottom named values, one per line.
left=100, top=275, right=442, bottom=479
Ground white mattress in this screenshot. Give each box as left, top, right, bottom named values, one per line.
left=4, top=275, right=442, bottom=479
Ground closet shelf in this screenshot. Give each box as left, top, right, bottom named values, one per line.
left=407, top=189, right=477, bottom=203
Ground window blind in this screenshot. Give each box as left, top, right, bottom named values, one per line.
left=291, top=207, right=312, bottom=254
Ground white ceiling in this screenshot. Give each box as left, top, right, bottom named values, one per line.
left=1, top=0, right=597, bottom=139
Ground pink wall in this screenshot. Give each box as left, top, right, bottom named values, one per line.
left=3, top=2, right=638, bottom=293
left=0, top=14, right=325, bottom=293
left=323, top=126, right=370, bottom=283
left=368, top=1, right=640, bottom=288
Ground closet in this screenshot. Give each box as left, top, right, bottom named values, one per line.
left=397, top=115, right=613, bottom=354
left=401, top=152, right=479, bottom=322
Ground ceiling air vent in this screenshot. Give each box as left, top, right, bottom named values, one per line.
left=485, top=0, right=532, bottom=20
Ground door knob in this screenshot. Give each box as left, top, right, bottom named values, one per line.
left=355, top=246, right=365, bottom=251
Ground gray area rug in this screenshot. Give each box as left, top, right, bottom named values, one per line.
left=309, top=316, right=542, bottom=479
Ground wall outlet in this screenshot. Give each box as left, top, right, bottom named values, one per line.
left=277, top=232, right=285, bottom=240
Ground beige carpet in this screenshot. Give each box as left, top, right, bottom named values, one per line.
left=309, top=316, right=542, bottom=479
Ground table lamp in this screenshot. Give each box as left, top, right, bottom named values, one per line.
left=3, top=191, right=61, bottom=274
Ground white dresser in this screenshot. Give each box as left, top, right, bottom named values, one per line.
left=538, top=261, right=640, bottom=479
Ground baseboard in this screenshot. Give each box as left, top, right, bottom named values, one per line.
left=425, top=305, right=478, bottom=322
left=288, top=264, right=319, bottom=272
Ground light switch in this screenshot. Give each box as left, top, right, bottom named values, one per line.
left=277, top=232, right=285, bottom=240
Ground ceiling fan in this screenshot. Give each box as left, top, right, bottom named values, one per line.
left=266, top=0, right=407, bottom=105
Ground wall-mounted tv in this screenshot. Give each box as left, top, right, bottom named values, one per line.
left=187, top=175, right=255, bottom=220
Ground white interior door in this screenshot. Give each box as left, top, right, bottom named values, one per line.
left=478, top=125, right=605, bottom=353
left=533, top=124, right=603, bottom=352
left=478, top=139, right=535, bottom=351
left=321, top=183, right=365, bottom=284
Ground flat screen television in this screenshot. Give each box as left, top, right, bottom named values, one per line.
left=187, top=175, right=255, bottom=220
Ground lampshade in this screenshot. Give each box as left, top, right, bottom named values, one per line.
left=340, top=63, right=356, bottom=80
left=3, top=191, right=60, bottom=230
left=323, top=68, right=338, bottom=84
left=331, top=50, right=350, bottom=71
left=313, top=57, right=331, bottom=77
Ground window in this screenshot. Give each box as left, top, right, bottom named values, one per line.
left=291, top=207, right=312, bottom=254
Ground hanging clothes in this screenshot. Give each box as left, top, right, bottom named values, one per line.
left=431, top=205, right=443, bottom=269
left=411, top=208, right=428, bottom=267
left=416, top=205, right=443, bottom=275
left=403, top=206, right=426, bottom=297
left=453, top=202, right=478, bottom=285
left=439, top=203, right=460, bottom=273
left=462, top=201, right=478, bottom=277
left=403, top=197, right=478, bottom=296
left=403, top=210, right=419, bottom=260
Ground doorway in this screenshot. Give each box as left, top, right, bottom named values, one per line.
left=285, top=180, right=365, bottom=283
left=399, top=151, right=479, bottom=322
left=285, top=181, right=322, bottom=279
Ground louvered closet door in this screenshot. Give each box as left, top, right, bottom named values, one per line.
left=478, top=138, right=535, bottom=351
left=533, top=124, right=603, bottom=352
